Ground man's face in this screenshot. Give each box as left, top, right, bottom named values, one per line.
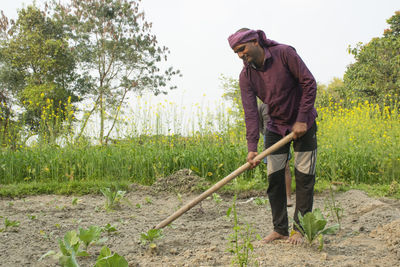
left=233, top=41, right=259, bottom=64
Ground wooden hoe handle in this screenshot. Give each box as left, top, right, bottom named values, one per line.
left=154, top=132, right=294, bottom=229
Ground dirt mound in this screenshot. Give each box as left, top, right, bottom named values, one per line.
left=337, top=190, right=400, bottom=232
left=370, top=219, right=400, bottom=259
left=152, top=169, right=210, bottom=194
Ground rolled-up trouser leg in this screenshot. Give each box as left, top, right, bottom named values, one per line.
left=265, top=130, right=291, bottom=236
left=293, top=122, right=317, bottom=232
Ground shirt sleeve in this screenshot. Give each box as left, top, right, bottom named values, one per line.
left=239, top=70, right=259, bottom=152
left=284, top=46, right=317, bottom=123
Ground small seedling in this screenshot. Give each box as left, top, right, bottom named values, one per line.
left=40, top=230, right=90, bottom=266
left=71, top=197, right=79, bottom=206
left=100, top=186, right=131, bottom=211
left=136, top=203, right=141, bottom=209
left=253, top=197, right=269, bottom=206
left=140, top=229, right=163, bottom=248
left=101, top=223, right=117, bottom=234
left=145, top=196, right=153, bottom=204
left=94, top=246, right=128, bottom=267
left=226, top=195, right=259, bottom=266
left=0, top=217, right=20, bottom=232
left=27, top=214, right=37, bottom=220
left=294, top=208, right=339, bottom=250
left=78, top=225, right=106, bottom=250
left=212, top=193, right=223, bottom=205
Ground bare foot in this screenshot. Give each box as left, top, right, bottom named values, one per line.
left=287, top=198, right=293, bottom=207
left=261, top=231, right=288, bottom=244
left=287, top=231, right=303, bottom=245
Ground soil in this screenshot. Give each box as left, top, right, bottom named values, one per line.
left=1, top=169, right=400, bottom=267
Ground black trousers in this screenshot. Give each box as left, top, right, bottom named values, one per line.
left=265, top=122, right=317, bottom=236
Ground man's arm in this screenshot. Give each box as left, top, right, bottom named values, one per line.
left=239, top=71, right=261, bottom=168
left=284, top=46, right=317, bottom=139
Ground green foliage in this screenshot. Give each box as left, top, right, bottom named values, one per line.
left=294, top=209, right=339, bottom=250
left=344, top=11, right=400, bottom=104
left=220, top=75, right=245, bottom=130
left=57, top=230, right=90, bottom=267
left=100, top=186, right=130, bottom=211
left=324, top=187, right=344, bottom=230
left=212, top=193, right=223, bottom=205
left=40, top=229, right=126, bottom=267
left=140, top=229, right=163, bottom=246
left=253, top=197, right=268, bottom=206
left=48, top=0, right=180, bottom=144
left=101, top=223, right=117, bottom=234
left=226, top=195, right=259, bottom=267
left=0, top=5, right=82, bottom=134
left=78, top=225, right=103, bottom=250
left=0, top=217, right=20, bottom=232
left=94, top=246, right=128, bottom=267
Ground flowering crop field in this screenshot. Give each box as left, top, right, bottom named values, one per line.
left=0, top=98, right=398, bottom=195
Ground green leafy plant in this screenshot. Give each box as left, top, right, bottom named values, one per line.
left=100, top=186, right=131, bottom=211
left=78, top=226, right=106, bottom=250
left=226, top=195, right=259, bottom=267
left=0, top=217, right=20, bottom=232
left=145, top=196, right=153, bottom=204
left=294, top=208, right=339, bottom=250
left=40, top=230, right=90, bottom=267
left=212, top=193, right=223, bottom=205
left=71, top=197, right=79, bottom=206
left=101, top=223, right=117, bottom=234
left=140, top=229, right=163, bottom=248
left=253, top=197, right=269, bottom=206
left=94, top=246, right=128, bottom=267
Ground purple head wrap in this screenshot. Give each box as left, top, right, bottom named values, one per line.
left=228, top=29, right=270, bottom=49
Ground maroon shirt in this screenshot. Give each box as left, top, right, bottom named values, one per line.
left=239, top=41, right=317, bottom=152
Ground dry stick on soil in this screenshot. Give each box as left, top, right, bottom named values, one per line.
left=154, top=132, right=294, bottom=229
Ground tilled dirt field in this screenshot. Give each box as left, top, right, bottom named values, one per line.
left=1, top=169, right=400, bottom=266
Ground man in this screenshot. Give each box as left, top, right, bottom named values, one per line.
left=228, top=29, right=317, bottom=245
left=258, top=103, right=293, bottom=207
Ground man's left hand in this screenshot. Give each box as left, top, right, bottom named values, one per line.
left=292, top=122, right=307, bottom=140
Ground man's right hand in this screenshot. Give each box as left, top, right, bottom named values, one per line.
left=247, top=152, right=260, bottom=169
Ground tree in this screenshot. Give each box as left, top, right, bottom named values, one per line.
left=315, top=77, right=345, bottom=107
left=220, top=75, right=244, bottom=129
left=344, top=11, right=400, bottom=104
left=0, top=5, right=83, bottom=142
left=49, top=0, right=180, bottom=144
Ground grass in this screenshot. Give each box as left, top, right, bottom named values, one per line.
left=0, top=97, right=398, bottom=197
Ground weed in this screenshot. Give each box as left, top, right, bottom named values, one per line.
left=226, top=195, right=259, bottom=267
left=101, top=223, right=117, bottom=234
left=0, top=217, right=20, bottom=232
left=71, top=197, right=79, bottom=206
left=145, top=196, right=153, bottom=204
left=253, top=197, right=268, bottom=206
left=293, top=208, right=339, bottom=250
left=27, top=214, right=37, bottom=220
left=324, top=186, right=344, bottom=229
left=212, top=193, right=223, bottom=205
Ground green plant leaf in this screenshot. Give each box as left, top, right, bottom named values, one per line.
left=97, top=246, right=112, bottom=261
left=320, top=224, right=340, bottom=235
left=78, top=226, right=102, bottom=248
left=94, top=253, right=128, bottom=267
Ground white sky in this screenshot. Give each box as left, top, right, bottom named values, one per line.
left=1, top=0, right=399, bottom=107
